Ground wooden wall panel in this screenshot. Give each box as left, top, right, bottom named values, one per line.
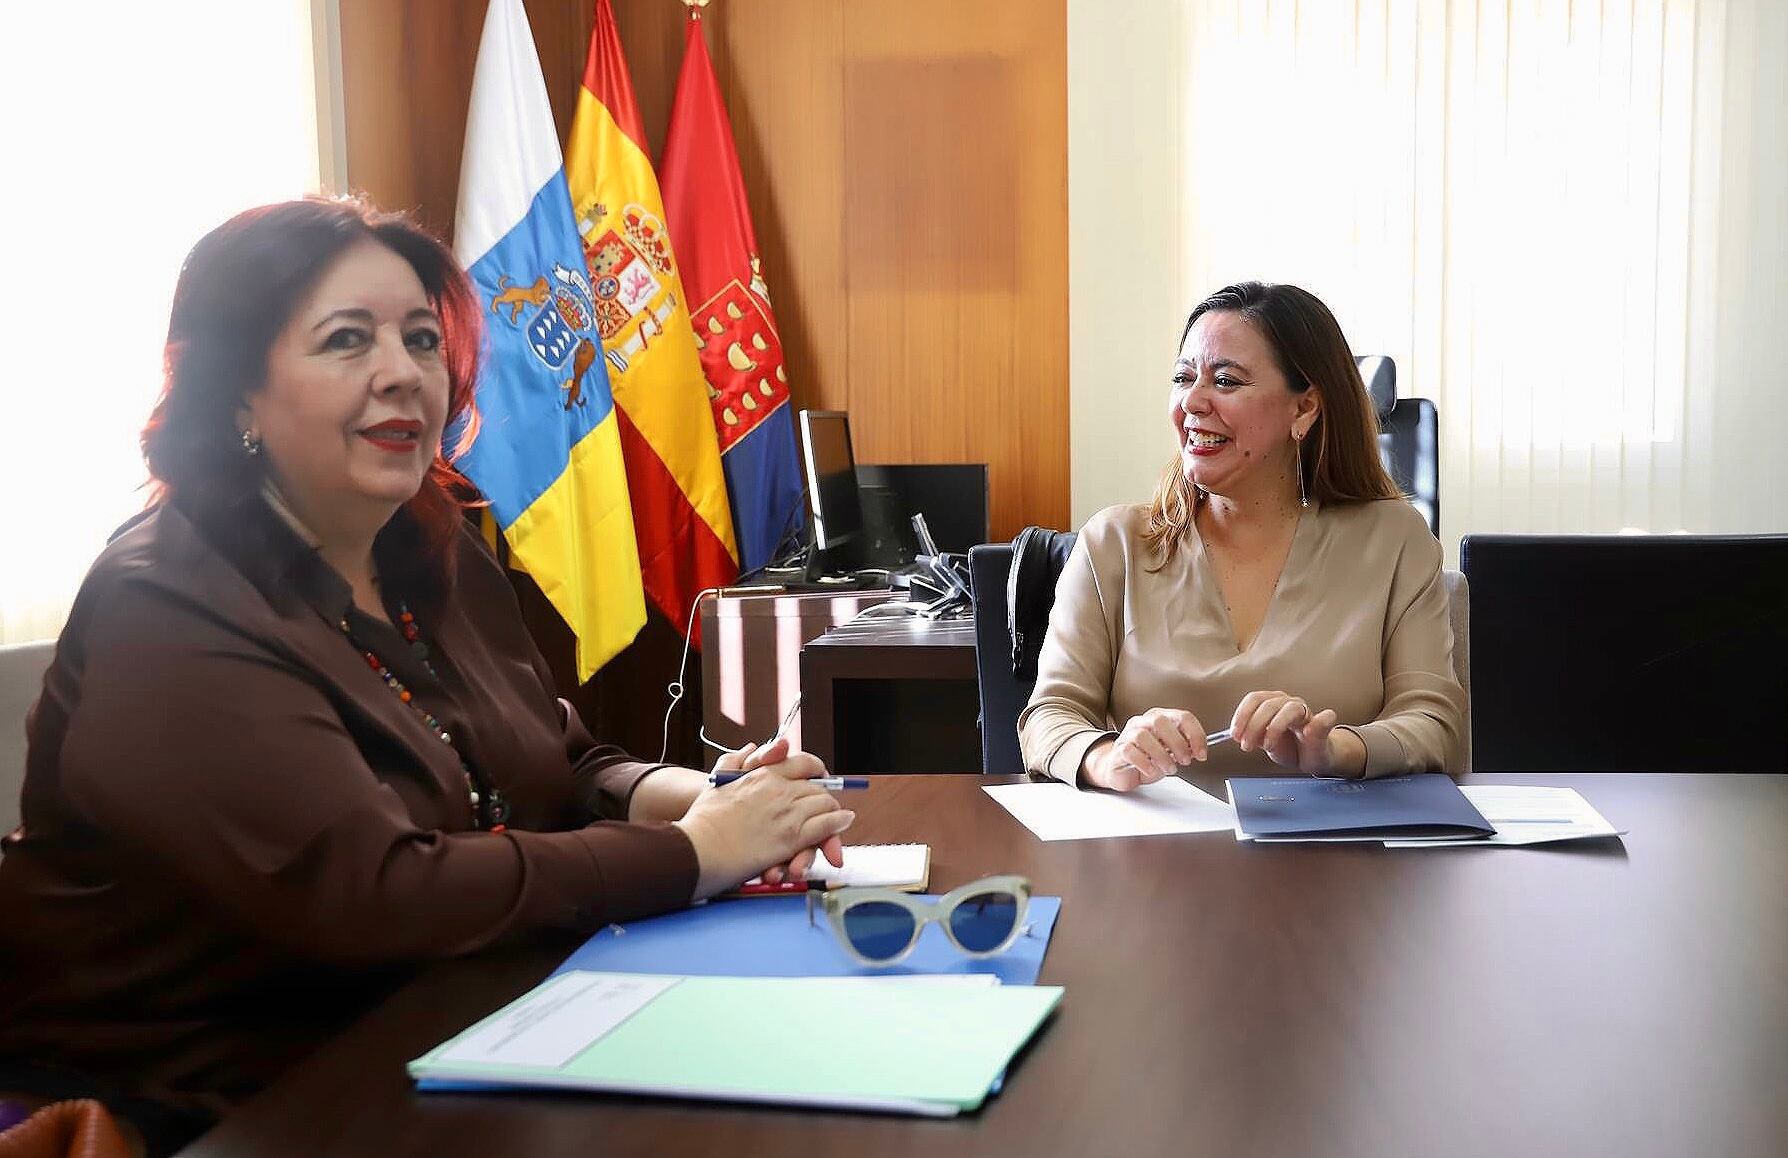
left=339, top=0, right=587, bottom=236
left=339, top=0, right=477, bottom=236
left=843, top=2, right=1069, bottom=536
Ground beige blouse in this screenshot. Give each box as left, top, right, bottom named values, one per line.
left=1018, top=498, right=1466, bottom=782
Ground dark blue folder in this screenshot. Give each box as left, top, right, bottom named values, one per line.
left=1228, top=773, right=1493, bottom=840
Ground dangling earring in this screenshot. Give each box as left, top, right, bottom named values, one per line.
left=1293, top=431, right=1308, bottom=508
left=241, top=429, right=263, bottom=457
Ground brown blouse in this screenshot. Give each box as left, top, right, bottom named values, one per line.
left=0, top=497, right=697, bottom=1121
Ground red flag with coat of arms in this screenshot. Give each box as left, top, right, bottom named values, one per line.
left=659, top=6, right=806, bottom=574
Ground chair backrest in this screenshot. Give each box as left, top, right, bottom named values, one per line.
left=1441, top=568, right=1471, bottom=773
left=1461, top=533, right=1788, bottom=772
left=1380, top=398, right=1440, bottom=536
left=1355, top=356, right=1440, bottom=536
left=1, top=640, right=54, bottom=834
left=969, top=544, right=1029, bottom=774
left=971, top=535, right=1078, bottom=776
left=0, top=1098, right=132, bottom=1158
left=1356, top=354, right=1397, bottom=419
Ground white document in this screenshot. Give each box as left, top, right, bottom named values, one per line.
left=801, top=974, right=1001, bottom=988
left=1383, top=786, right=1624, bottom=848
left=984, top=777, right=1236, bottom=841
left=434, top=972, right=678, bottom=1069
left=800, top=844, right=930, bottom=890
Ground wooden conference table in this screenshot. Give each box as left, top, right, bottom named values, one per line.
left=801, top=614, right=980, bottom=773
left=181, top=773, right=1787, bottom=1158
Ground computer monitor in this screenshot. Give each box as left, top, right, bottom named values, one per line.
left=855, top=463, right=990, bottom=561
left=797, top=410, right=866, bottom=574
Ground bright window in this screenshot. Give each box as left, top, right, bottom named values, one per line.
left=0, top=1, right=333, bottom=641
left=1071, top=0, right=1787, bottom=545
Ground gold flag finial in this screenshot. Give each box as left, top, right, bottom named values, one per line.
left=683, top=0, right=712, bottom=10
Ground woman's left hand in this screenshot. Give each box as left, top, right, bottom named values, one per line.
left=1230, top=690, right=1343, bottom=776
left=715, top=737, right=845, bottom=884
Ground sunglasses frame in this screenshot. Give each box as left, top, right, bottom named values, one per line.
left=808, top=874, right=1033, bottom=967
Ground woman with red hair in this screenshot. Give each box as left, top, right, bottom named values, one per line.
left=0, top=198, right=851, bottom=1153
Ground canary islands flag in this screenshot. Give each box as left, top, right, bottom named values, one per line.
left=454, top=0, right=645, bottom=680
left=567, top=0, right=739, bottom=642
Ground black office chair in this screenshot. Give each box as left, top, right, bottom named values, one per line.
left=1356, top=355, right=1440, bottom=536
left=1461, top=533, right=1788, bottom=772
left=968, top=531, right=1076, bottom=775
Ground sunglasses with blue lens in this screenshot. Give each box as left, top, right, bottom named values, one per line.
left=807, top=874, right=1033, bottom=967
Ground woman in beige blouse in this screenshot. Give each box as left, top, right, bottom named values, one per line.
left=1019, top=282, right=1466, bottom=789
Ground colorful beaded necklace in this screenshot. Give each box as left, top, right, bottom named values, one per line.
left=339, top=601, right=510, bottom=832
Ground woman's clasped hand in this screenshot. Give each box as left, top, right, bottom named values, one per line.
left=678, top=737, right=853, bottom=897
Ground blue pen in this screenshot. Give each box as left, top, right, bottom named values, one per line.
left=708, top=773, right=871, bottom=790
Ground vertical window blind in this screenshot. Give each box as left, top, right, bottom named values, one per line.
left=1180, top=0, right=1784, bottom=545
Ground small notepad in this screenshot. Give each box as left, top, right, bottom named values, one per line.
left=802, top=844, right=931, bottom=891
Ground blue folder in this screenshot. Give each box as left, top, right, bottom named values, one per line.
left=1229, top=773, right=1493, bottom=840
left=551, top=893, right=1062, bottom=986
left=418, top=895, right=1061, bottom=1096
left=418, top=894, right=1058, bottom=1096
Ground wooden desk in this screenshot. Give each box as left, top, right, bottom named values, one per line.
left=800, top=614, right=979, bottom=773
left=699, top=588, right=897, bottom=761
left=182, top=773, right=1788, bottom=1158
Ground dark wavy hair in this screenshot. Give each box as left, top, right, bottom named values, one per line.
left=1142, top=281, right=1401, bottom=565
left=141, top=196, right=482, bottom=577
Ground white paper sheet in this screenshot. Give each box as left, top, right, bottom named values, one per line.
left=1382, top=786, right=1624, bottom=847
left=435, top=972, right=678, bottom=1068
left=983, top=777, right=1236, bottom=841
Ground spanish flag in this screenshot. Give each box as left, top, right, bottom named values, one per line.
left=566, top=0, right=739, bottom=639
left=453, top=0, right=645, bottom=680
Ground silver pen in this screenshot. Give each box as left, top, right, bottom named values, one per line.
left=746, top=695, right=804, bottom=753
left=769, top=694, right=803, bottom=745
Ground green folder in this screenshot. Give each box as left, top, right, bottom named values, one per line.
left=408, top=971, right=1063, bottom=1117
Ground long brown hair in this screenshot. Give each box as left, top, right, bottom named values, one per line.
left=141, top=196, right=483, bottom=580
left=1142, top=281, right=1401, bottom=564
